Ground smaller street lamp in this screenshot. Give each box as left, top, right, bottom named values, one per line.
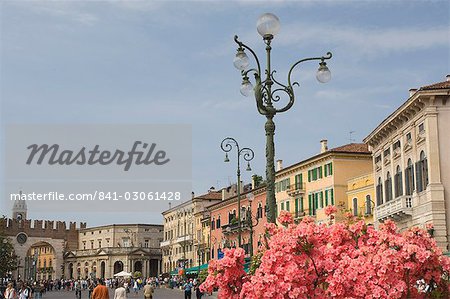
left=246, top=193, right=259, bottom=258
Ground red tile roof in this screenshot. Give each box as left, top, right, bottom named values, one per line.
left=329, top=143, right=370, bottom=154
left=195, top=191, right=222, bottom=200
left=420, top=77, right=450, bottom=90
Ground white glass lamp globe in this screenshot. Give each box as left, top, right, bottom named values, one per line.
left=240, top=79, right=254, bottom=97
left=316, top=62, right=331, bottom=83
left=257, top=13, right=281, bottom=38
left=233, top=50, right=249, bottom=70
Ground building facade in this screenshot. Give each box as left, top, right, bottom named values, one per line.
left=274, top=141, right=373, bottom=223
left=208, top=185, right=266, bottom=260
left=364, top=75, right=450, bottom=250
left=346, top=173, right=375, bottom=223
left=65, top=224, right=163, bottom=279
left=161, top=190, right=222, bottom=274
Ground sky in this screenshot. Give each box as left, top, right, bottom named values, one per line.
left=1, top=0, right=449, bottom=226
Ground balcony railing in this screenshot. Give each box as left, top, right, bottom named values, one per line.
left=221, top=222, right=250, bottom=234
left=160, top=240, right=172, bottom=248
left=175, top=234, right=193, bottom=244
left=286, top=182, right=306, bottom=196
left=376, top=195, right=412, bottom=221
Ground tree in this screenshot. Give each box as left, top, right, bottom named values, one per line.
left=0, top=219, right=18, bottom=278
left=201, top=209, right=450, bottom=299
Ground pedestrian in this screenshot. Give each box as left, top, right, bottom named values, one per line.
left=92, top=279, right=109, bottom=299
left=133, top=280, right=138, bottom=295
left=195, top=284, right=203, bottom=299
left=113, top=283, right=127, bottom=299
left=183, top=280, right=193, bottom=299
left=4, top=283, right=16, bottom=299
left=143, top=281, right=154, bottom=299
left=88, top=280, right=95, bottom=299
left=75, top=280, right=82, bottom=299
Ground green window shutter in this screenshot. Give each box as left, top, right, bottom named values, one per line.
left=320, top=191, right=324, bottom=208
left=300, top=197, right=304, bottom=211
left=308, top=170, right=311, bottom=182
left=295, top=198, right=299, bottom=213
left=294, top=175, right=298, bottom=188
left=299, top=173, right=303, bottom=186
left=286, top=201, right=290, bottom=212
left=325, top=190, right=329, bottom=206
left=319, top=167, right=323, bottom=179
left=281, top=202, right=284, bottom=211
left=331, top=189, right=334, bottom=205
left=308, top=194, right=312, bottom=215
left=330, top=163, right=333, bottom=175
left=314, top=193, right=318, bottom=210
left=324, top=165, right=328, bottom=177
left=288, top=178, right=291, bottom=189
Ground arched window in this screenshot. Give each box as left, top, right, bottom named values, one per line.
left=385, top=172, right=393, bottom=202
left=417, top=151, right=428, bottom=192
left=376, top=177, right=383, bottom=206
left=216, top=216, right=221, bottom=229
left=365, top=195, right=372, bottom=215
left=394, top=165, right=403, bottom=198
left=211, top=246, right=215, bottom=259
left=257, top=203, right=263, bottom=219
left=211, top=217, right=215, bottom=230
left=352, top=198, right=358, bottom=216
left=405, top=158, right=415, bottom=195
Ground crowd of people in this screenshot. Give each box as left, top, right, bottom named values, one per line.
left=2, top=276, right=207, bottom=299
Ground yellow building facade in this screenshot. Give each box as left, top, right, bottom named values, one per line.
left=29, top=242, right=56, bottom=281
left=347, top=173, right=375, bottom=224
left=275, top=141, right=373, bottom=223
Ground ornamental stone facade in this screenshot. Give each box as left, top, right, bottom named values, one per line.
left=364, top=75, right=450, bottom=250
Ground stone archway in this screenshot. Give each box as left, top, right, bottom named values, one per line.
left=25, top=241, right=56, bottom=281
left=68, top=263, right=74, bottom=279
left=113, top=261, right=123, bottom=274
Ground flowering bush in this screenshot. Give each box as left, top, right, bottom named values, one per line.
left=201, top=206, right=450, bottom=299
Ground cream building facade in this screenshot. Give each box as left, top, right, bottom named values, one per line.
left=364, top=75, right=450, bottom=250
left=65, top=224, right=163, bottom=279
left=161, top=190, right=222, bottom=274
left=275, top=141, right=373, bottom=223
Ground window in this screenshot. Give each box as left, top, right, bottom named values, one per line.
left=418, top=123, right=425, bottom=133
left=286, top=201, right=290, bottom=212
left=394, top=165, right=403, bottom=198
left=406, top=132, right=412, bottom=144
left=393, top=140, right=401, bottom=151
left=384, top=148, right=391, bottom=157
left=123, top=238, right=130, bottom=247
left=144, top=240, right=149, bottom=248
left=257, top=203, right=263, bottom=219
left=90, top=240, right=94, bottom=249
left=352, top=198, right=358, bottom=216
left=281, top=202, right=285, bottom=211
left=405, top=159, right=415, bottom=195
left=365, top=195, right=372, bottom=215
left=308, top=193, right=316, bottom=216
left=324, top=163, right=333, bottom=177
left=308, top=166, right=323, bottom=182
left=375, top=155, right=382, bottom=164
left=294, top=174, right=303, bottom=189
left=376, top=177, right=383, bottom=206
left=324, top=189, right=334, bottom=206
left=216, top=216, right=221, bottom=229
left=211, top=246, right=215, bottom=259
left=83, top=241, right=86, bottom=250
left=98, top=240, right=102, bottom=248
left=416, top=151, right=428, bottom=192
left=385, top=172, right=393, bottom=202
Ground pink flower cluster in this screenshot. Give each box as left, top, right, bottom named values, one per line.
left=201, top=217, right=450, bottom=299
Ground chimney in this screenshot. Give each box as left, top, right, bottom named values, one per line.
left=251, top=175, right=257, bottom=189
left=446, top=75, right=450, bottom=82
left=276, top=159, right=283, bottom=171
left=191, top=191, right=195, bottom=199
left=222, top=189, right=226, bottom=201
left=409, top=88, right=417, bottom=97
left=320, top=139, right=328, bottom=153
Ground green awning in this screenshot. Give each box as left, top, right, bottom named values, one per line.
left=185, top=263, right=209, bottom=274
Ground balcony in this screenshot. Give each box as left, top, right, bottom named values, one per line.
left=376, top=196, right=413, bottom=221
left=286, top=183, right=306, bottom=197
left=160, top=240, right=172, bottom=248
left=222, top=221, right=250, bottom=235
left=175, top=234, right=193, bottom=244
left=293, top=211, right=306, bottom=221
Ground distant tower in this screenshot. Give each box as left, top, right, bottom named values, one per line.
left=12, top=191, right=27, bottom=220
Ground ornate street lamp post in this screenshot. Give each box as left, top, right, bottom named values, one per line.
left=221, top=137, right=254, bottom=247
left=246, top=193, right=259, bottom=258
left=233, top=13, right=332, bottom=223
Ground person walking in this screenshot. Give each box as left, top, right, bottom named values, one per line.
left=75, top=280, right=82, bottom=299
left=92, top=280, right=109, bottom=299
left=4, top=283, right=16, bottom=299
left=194, top=284, right=203, bottom=299
left=88, top=281, right=95, bottom=299
left=183, top=280, right=193, bottom=299
left=113, top=283, right=127, bottom=299
left=143, top=281, right=154, bottom=299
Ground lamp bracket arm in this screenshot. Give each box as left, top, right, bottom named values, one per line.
left=239, top=148, right=255, bottom=162
left=221, top=137, right=238, bottom=153
left=234, top=35, right=262, bottom=77
left=287, top=52, right=333, bottom=87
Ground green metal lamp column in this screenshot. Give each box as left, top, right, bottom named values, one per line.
left=221, top=137, right=254, bottom=247
left=233, top=13, right=333, bottom=223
